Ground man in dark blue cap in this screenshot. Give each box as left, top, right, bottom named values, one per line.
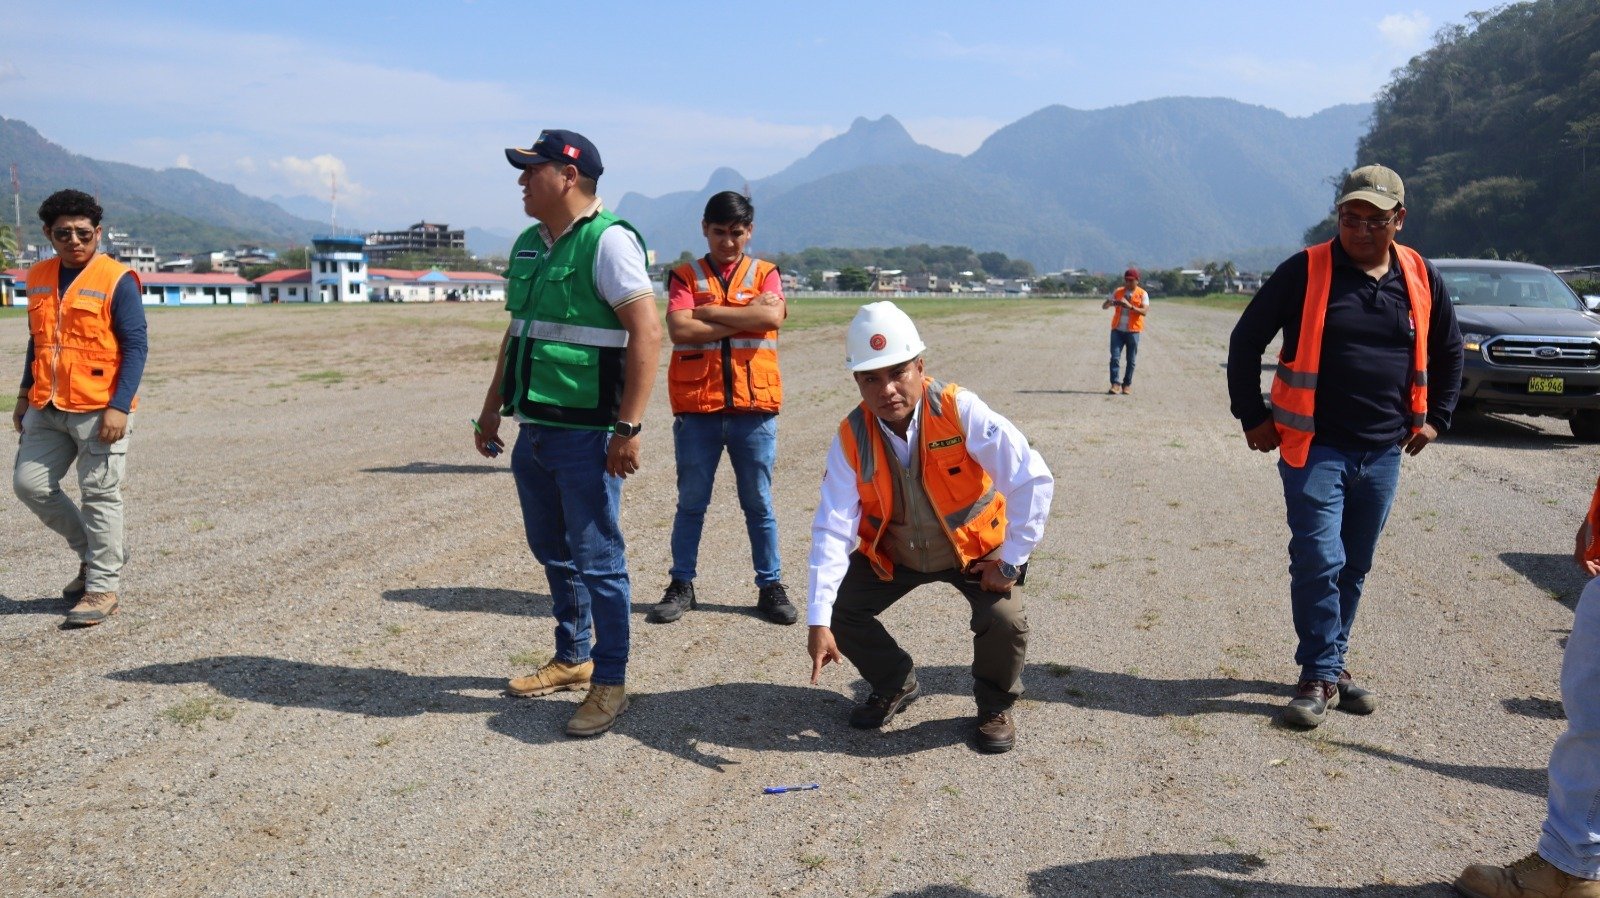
left=475, top=128, right=662, bottom=737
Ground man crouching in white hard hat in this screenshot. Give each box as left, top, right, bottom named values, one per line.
left=805, top=301, right=1054, bottom=752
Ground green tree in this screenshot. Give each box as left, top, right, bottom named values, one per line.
left=0, top=224, right=17, bottom=268
left=836, top=266, right=872, bottom=292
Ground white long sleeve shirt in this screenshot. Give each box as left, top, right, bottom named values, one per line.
left=806, top=388, right=1055, bottom=627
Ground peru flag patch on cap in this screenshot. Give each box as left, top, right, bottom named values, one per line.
left=562, top=145, right=582, bottom=160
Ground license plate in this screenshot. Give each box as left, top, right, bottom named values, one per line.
left=1529, top=376, right=1565, bottom=394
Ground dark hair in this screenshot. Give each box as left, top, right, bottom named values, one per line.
left=38, top=189, right=103, bottom=227
left=703, top=191, right=754, bottom=226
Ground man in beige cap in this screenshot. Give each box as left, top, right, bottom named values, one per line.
left=1226, top=165, right=1462, bottom=729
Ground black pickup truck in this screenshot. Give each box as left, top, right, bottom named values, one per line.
left=1437, top=259, right=1600, bottom=441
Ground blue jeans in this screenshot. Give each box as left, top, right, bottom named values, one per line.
left=509, top=425, right=630, bottom=685
left=1109, top=329, right=1140, bottom=386
left=1277, top=443, right=1402, bottom=684
left=669, top=412, right=781, bottom=587
left=1540, top=576, right=1600, bottom=879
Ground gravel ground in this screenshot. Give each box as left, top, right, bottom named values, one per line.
left=0, top=298, right=1588, bottom=897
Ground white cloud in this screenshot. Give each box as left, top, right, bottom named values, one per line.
left=234, top=157, right=257, bottom=174
left=1378, top=12, right=1432, bottom=50
left=270, top=154, right=365, bottom=199
left=0, top=61, right=20, bottom=85
left=174, top=154, right=193, bottom=169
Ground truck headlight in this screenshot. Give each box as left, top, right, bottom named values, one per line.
left=1461, top=332, right=1490, bottom=352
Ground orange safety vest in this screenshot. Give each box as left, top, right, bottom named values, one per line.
left=25, top=254, right=141, bottom=413
left=1584, top=474, right=1600, bottom=564
left=838, top=377, right=1007, bottom=580
left=1110, top=286, right=1148, bottom=333
left=668, top=255, right=783, bottom=414
left=1270, top=240, right=1430, bottom=468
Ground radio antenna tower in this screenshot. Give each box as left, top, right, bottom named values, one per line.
left=9, top=164, right=19, bottom=234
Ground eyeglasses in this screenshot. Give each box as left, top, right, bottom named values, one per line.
left=50, top=227, right=97, bottom=244
left=1338, top=214, right=1397, bottom=231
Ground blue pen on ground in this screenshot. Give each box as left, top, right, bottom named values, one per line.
left=470, top=419, right=503, bottom=457
left=762, top=784, right=820, bottom=794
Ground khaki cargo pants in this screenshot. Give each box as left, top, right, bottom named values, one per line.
left=13, top=405, right=131, bottom=594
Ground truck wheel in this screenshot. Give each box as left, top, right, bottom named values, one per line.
left=1571, top=411, right=1600, bottom=442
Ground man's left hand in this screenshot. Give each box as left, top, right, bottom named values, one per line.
left=98, top=408, right=128, bottom=444
left=968, top=560, right=1017, bottom=594
left=606, top=433, right=641, bottom=478
left=1402, top=423, right=1439, bottom=456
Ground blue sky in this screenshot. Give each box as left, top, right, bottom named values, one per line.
left=1, top=0, right=1491, bottom=232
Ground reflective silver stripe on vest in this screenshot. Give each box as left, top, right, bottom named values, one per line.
left=673, top=341, right=722, bottom=352
left=846, top=407, right=875, bottom=483
left=1272, top=406, right=1316, bottom=432
left=1274, top=364, right=1317, bottom=389
left=943, top=484, right=998, bottom=531
left=77, top=289, right=107, bottom=300
left=740, top=262, right=759, bottom=290
left=27, top=286, right=51, bottom=295
left=727, top=338, right=778, bottom=350
left=693, top=266, right=709, bottom=293
left=1412, top=412, right=1428, bottom=427
left=527, top=320, right=629, bottom=348
left=1414, top=370, right=1429, bottom=386
left=926, top=379, right=947, bottom=418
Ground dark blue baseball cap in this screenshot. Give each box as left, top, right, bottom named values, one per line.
left=505, top=129, right=604, bottom=180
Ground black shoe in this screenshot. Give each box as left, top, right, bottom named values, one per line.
left=975, top=710, right=1016, bottom=753
left=646, top=578, right=695, bottom=624
left=1335, top=671, right=1377, bottom=715
left=848, top=680, right=920, bottom=729
left=756, top=582, right=798, bottom=625
left=1282, top=680, right=1340, bottom=728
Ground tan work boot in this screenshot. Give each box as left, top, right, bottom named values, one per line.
left=566, top=684, right=628, bottom=737
left=506, top=659, right=592, bottom=697
left=65, top=591, right=118, bottom=627
left=1455, top=853, right=1600, bottom=897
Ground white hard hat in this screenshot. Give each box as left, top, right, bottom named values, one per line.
left=845, top=301, right=926, bottom=372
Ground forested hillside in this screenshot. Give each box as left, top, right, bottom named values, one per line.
left=1354, top=0, right=1600, bottom=261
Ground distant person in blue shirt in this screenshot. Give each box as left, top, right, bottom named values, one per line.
left=13, top=188, right=149, bottom=627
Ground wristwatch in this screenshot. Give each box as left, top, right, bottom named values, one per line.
left=613, top=421, right=644, bottom=437
left=995, top=560, right=1020, bottom=581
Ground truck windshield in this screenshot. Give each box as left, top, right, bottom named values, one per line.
left=1441, top=267, right=1583, bottom=310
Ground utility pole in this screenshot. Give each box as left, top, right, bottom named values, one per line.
left=10, top=164, right=19, bottom=235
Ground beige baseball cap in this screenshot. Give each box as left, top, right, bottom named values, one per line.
left=1337, top=164, right=1405, bottom=210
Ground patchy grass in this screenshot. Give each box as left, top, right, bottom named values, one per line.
left=297, top=369, right=347, bottom=385
left=0, top=394, right=14, bottom=413
left=161, top=694, right=236, bottom=729
left=798, top=853, right=829, bottom=871
left=1166, top=293, right=1251, bottom=312
left=509, top=650, right=549, bottom=667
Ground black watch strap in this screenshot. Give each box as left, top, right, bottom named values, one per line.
left=613, top=421, right=643, bottom=437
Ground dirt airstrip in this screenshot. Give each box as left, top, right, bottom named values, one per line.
left=0, top=298, right=1590, bottom=896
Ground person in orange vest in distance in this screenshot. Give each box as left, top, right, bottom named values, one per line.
left=647, top=191, right=796, bottom=625
left=806, top=302, right=1054, bottom=753
left=12, top=189, right=149, bottom=627
left=1451, top=478, right=1600, bottom=897
left=1102, top=267, right=1148, bottom=394
left=1227, top=165, right=1462, bottom=729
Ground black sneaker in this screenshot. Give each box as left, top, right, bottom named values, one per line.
left=848, top=680, right=920, bottom=729
left=646, top=578, right=695, bottom=624
left=1335, top=671, right=1377, bottom=715
left=756, top=582, right=798, bottom=625
left=1282, top=680, right=1340, bottom=728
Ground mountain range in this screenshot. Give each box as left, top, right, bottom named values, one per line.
left=3, top=99, right=1370, bottom=271
left=617, top=99, right=1371, bottom=272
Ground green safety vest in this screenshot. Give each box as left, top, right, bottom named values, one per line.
left=499, top=209, right=647, bottom=429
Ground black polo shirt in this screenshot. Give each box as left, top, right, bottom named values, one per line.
left=1227, top=240, right=1463, bottom=451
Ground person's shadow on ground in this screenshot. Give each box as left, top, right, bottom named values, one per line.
left=0, top=593, right=73, bottom=617
left=884, top=852, right=1458, bottom=896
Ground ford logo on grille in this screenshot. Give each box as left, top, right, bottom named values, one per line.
left=1535, top=346, right=1561, bottom=358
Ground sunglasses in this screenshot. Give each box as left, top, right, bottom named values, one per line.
left=50, top=227, right=97, bottom=244
left=1337, top=214, right=1398, bottom=232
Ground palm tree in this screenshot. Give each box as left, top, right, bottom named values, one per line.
left=1219, top=261, right=1239, bottom=293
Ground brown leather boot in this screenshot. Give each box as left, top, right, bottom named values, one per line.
left=65, top=591, right=118, bottom=627
left=1454, top=853, right=1600, bottom=897
left=976, top=710, right=1016, bottom=753
left=506, top=659, right=592, bottom=697
left=566, top=684, right=628, bottom=737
